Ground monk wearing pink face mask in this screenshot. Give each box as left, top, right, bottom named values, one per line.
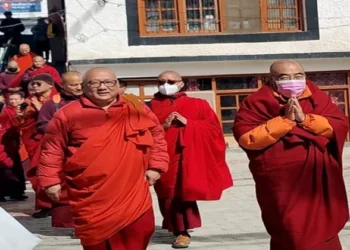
left=233, top=59, right=349, bottom=250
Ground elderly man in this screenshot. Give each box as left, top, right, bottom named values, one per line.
left=0, top=61, right=21, bottom=96
left=12, top=44, right=37, bottom=72
left=36, top=71, right=82, bottom=230
left=14, top=73, right=57, bottom=218
left=9, top=56, right=62, bottom=96
left=233, top=60, right=348, bottom=250
left=150, top=70, right=233, bottom=248
left=37, top=67, right=169, bottom=250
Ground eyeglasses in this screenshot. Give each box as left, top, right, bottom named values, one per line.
left=87, top=80, right=117, bottom=89
left=277, top=74, right=306, bottom=81
left=30, top=81, right=42, bottom=87
left=157, top=80, right=182, bottom=85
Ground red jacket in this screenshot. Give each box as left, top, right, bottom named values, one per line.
left=37, top=96, right=169, bottom=188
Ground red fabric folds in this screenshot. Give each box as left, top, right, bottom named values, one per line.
left=151, top=93, right=233, bottom=201
left=64, top=100, right=157, bottom=246
left=233, top=81, right=349, bottom=250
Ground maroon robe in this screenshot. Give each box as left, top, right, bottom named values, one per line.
left=151, top=92, right=233, bottom=232
left=233, top=81, right=348, bottom=250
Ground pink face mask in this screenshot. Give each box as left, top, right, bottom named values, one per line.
left=276, top=79, right=306, bottom=98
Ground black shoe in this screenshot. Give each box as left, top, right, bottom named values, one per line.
left=32, top=209, right=51, bottom=218
left=10, top=195, right=28, bottom=201
left=0, top=196, right=7, bottom=202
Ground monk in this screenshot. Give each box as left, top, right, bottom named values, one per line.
left=9, top=56, right=62, bottom=96
left=11, top=44, right=37, bottom=72
left=0, top=92, right=27, bottom=201
left=233, top=60, right=349, bottom=250
left=36, top=71, right=83, bottom=230
left=150, top=71, right=233, bottom=248
left=37, top=67, right=169, bottom=250
left=13, top=73, right=58, bottom=218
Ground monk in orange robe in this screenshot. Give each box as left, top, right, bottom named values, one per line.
left=150, top=71, right=233, bottom=248
left=13, top=73, right=58, bottom=218
left=233, top=60, right=348, bottom=250
left=37, top=67, right=169, bottom=250
left=11, top=44, right=37, bottom=72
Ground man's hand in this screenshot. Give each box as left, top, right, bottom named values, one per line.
left=163, top=113, right=175, bottom=130
left=8, top=87, right=21, bottom=92
left=145, top=169, right=161, bottom=186
left=172, top=112, right=187, bottom=125
left=284, top=99, right=295, bottom=121
left=31, top=97, right=42, bottom=111
left=15, top=106, right=24, bottom=117
left=45, top=184, right=61, bottom=201
left=292, top=98, right=306, bottom=122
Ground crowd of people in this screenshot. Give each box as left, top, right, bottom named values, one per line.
left=0, top=57, right=348, bottom=250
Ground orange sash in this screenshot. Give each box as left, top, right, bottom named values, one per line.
left=65, top=98, right=156, bottom=246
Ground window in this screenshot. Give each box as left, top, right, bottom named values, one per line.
left=137, top=0, right=304, bottom=36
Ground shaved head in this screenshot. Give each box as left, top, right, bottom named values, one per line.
left=33, top=56, right=45, bottom=68
left=270, top=60, right=304, bottom=75
left=19, top=44, right=30, bottom=55
left=83, top=67, right=116, bottom=84
left=62, top=71, right=83, bottom=96
left=83, top=67, right=119, bottom=107
left=158, top=70, right=182, bottom=80
left=7, top=60, right=18, bottom=68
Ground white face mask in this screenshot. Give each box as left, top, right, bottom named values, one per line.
left=158, top=83, right=179, bottom=96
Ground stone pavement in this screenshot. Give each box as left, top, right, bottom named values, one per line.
left=2, top=147, right=350, bottom=250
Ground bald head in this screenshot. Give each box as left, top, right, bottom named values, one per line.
left=270, top=60, right=304, bottom=75
left=19, top=44, right=30, bottom=55
left=83, top=67, right=116, bottom=84
left=7, top=60, right=18, bottom=69
left=83, top=67, right=119, bottom=107
left=158, top=70, right=182, bottom=80
left=62, top=71, right=83, bottom=96
left=33, top=56, right=45, bottom=68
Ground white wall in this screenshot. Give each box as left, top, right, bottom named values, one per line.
left=70, top=57, right=350, bottom=78
left=65, top=0, right=350, bottom=61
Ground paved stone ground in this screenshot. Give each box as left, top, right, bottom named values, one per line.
left=2, top=147, right=350, bottom=250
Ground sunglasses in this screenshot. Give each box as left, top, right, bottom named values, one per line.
left=157, top=80, right=182, bottom=85
left=31, top=81, right=42, bottom=87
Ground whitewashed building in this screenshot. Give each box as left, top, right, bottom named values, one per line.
left=65, top=0, right=350, bottom=144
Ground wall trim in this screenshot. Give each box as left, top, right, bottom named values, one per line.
left=69, top=52, right=350, bottom=65
left=126, top=0, right=319, bottom=46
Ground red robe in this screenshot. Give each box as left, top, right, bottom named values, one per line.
left=13, top=92, right=57, bottom=210
left=8, top=65, right=62, bottom=94
left=233, top=81, right=348, bottom=250
left=12, top=52, right=37, bottom=72
left=37, top=95, right=169, bottom=247
left=151, top=92, right=233, bottom=232
left=0, top=106, right=26, bottom=197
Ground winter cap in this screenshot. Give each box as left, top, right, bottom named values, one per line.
left=31, top=73, right=54, bottom=85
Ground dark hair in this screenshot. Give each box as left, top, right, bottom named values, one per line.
left=9, top=91, right=25, bottom=98
left=119, top=79, right=127, bottom=88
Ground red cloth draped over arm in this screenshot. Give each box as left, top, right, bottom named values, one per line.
left=37, top=97, right=169, bottom=246
left=151, top=94, right=233, bottom=201
left=232, top=81, right=349, bottom=249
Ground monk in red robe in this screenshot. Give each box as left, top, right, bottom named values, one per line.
left=11, top=44, right=37, bottom=72
left=37, top=67, right=169, bottom=250
left=0, top=92, right=27, bottom=202
left=150, top=71, right=233, bottom=248
left=9, top=56, right=62, bottom=96
left=13, top=73, right=58, bottom=218
left=36, top=71, right=83, bottom=232
left=233, top=60, right=349, bottom=250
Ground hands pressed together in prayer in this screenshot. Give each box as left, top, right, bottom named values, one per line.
left=145, top=169, right=161, bottom=186
left=163, top=112, right=187, bottom=130
left=285, top=97, right=306, bottom=123
left=46, top=184, right=62, bottom=201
